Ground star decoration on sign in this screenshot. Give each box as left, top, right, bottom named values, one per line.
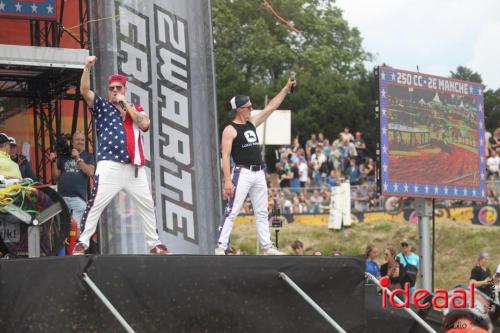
left=31, top=3, right=37, bottom=12
left=391, top=72, right=396, bottom=81
left=414, top=184, right=419, bottom=192
left=425, top=185, right=429, bottom=193
left=383, top=182, right=388, bottom=191
left=404, top=184, right=409, bottom=192
left=15, top=2, right=22, bottom=12
left=444, top=187, right=448, bottom=194
left=47, top=4, right=54, bottom=14
left=0, top=1, right=6, bottom=11
left=381, top=89, right=386, bottom=98
left=393, top=184, right=399, bottom=191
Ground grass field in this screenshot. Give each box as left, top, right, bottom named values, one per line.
left=231, top=218, right=500, bottom=290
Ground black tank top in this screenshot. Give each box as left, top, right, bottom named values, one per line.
left=230, top=121, right=263, bottom=165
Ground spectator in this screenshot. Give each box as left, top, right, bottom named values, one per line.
left=354, top=131, right=367, bottom=163
left=345, top=158, right=361, bottom=185
left=311, top=147, right=327, bottom=187
left=489, top=128, right=500, bottom=152
left=291, top=136, right=301, bottom=154
left=298, top=155, right=309, bottom=188
left=354, top=179, right=370, bottom=212
left=323, top=139, right=332, bottom=157
left=309, top=189, right=322, bottom=214
left=487, top=149, right=499, bottom=179
left=342, top=127, right=354, bottom=142
left=50, top=131, right=95, bottom=231
left=397, top=239, right=420, bottom=293
left=298, top=191, right=310, bottom=211
left=291, top=240, right=304, bottom=255
left=365, top=244, right=381, bottom=279
left=332, top=249, right=342, bottom=256
left=288, top=156, right=301, bottom=193
left=380, top=247, right=405, bottom=290
left=470, top=251, right=495, bottom=301
left=8, top=136, right=37, bottom=181
left=313, top=251, right=323, bottom=256
left=360, top=157, right=375, bottom=183
left=0, top=133, right=22, bottom=179
left=326, top=169, right=339, bottom=187
left=320, top=190, right=331, bottom=213
left=305, top=133, right=317, bottom=159
left=339, top=134, right=357, bottom=171
left=275, top=162, right=292, bottom=189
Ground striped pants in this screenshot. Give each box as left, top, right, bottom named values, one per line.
left=78, top=160, right=161, bottom=250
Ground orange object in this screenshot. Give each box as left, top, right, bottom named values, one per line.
left=66, top=218, right=78, bottom=255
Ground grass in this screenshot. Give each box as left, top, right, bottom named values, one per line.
left=231, top=218, right=500, bottom=290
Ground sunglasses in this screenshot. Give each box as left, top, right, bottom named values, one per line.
left=108, top=85, right=123, bottom=92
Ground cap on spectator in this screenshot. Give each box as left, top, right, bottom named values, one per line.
left=0, top=133, right=10, bottom=144
left=401, top=239, right=410, bottom=246
left=229, top=95, right=250, bottom=111
left=8, top=136, right=16, bottom=146
left=108, top=74, right=127, bottom=87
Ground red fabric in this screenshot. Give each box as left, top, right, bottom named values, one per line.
left=108, top=74, right=127, bottom=87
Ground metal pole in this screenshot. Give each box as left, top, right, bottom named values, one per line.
left=278, top=272, right=347, bottom=333
left=365, top=273, right=437, bottom=333
left=415, top=198, right=433, bottom=291
left=82, top=273, right=135, bottom=333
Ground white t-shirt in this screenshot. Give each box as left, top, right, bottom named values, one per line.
left=298, top=162, right=308, bottom=182
left=487, top=156, right=500, bottom=173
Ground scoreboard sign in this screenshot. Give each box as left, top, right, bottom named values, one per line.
left=376, top=66, right=486, bottom=201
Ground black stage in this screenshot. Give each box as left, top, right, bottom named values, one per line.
left=2, top=255, right=492, bottom=333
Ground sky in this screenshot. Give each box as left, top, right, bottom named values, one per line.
left=335, top=0, right=500, bottom=91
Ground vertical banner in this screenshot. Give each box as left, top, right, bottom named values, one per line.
left=91, top=0, right=220, bottom=254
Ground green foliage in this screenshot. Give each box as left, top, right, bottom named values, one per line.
left=212, top=0, right=373, bottom=145
left=484, top=88, right=500, bottom=131
left=450, top=65, right=483, bottom=84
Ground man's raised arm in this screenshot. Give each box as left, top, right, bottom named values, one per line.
left=250, top=78, right=296, bottom=128
left=80, top=56, right=97, bottom=108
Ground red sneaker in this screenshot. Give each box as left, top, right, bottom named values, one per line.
left=72, top=242, right=88, bottom=256
left=150, top=244, right=171, bottom=255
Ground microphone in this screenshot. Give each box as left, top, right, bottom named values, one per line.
left=118, top=101, right=127, bottom=110
left=289, top=71, right=296, bottom=93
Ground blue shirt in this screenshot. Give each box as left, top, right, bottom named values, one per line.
left=365, top=259, right=380, bottom=279
left=397, top=252, right=420, bottom=268
left=92, top=95, right=130, bottom=164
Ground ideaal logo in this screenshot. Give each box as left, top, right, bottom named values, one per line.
left=380, top=277, right=476, bottom=310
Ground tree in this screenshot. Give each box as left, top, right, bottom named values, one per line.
left=450, top=65, right=482, bottom=84
left=450, top=66, right=499, bottom=132
left=212, top=0, right=374, bottom=149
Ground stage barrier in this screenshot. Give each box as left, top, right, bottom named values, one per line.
left=0, top=256, right=366, bottom=332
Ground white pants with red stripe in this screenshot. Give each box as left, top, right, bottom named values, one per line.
left=78, top=160, right=161, bottom=250
left=217, top=167, right=273, bottom=250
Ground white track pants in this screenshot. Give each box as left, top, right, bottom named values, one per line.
left=217, top=167, right=272, bottom=249
left=78, top=160, right=161, bottom=249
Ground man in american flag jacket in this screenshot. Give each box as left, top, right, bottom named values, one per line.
left=73, top=55, right=169, bottom=255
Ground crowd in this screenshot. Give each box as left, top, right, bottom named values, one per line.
left=236, top=126, right=500, bottom=215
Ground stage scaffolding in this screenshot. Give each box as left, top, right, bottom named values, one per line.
left=0, top=0, right=93, bottom=183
